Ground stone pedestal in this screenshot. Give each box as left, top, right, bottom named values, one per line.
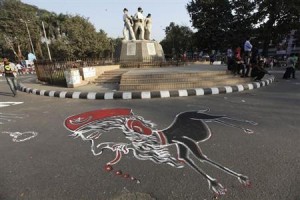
left=120, top=40, right=165, bottom=63
left=64, top=69, right=85, bottom=88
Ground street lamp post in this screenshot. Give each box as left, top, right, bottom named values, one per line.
left=20, top=19, right=35, bottom=55
left=42, top=21, right=52, bottom=61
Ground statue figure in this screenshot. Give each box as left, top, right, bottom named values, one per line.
left=122, top=8, right=136, bottom=41
left=133, top=7, right=145, bottom=40
left=144, top=14, right=152, bottom=40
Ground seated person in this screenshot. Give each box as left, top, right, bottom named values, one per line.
left=233, top=51, right=245, bottom=77
left=251, top=60, right=270, bottom=81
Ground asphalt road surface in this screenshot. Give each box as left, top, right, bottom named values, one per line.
left=0, top=74, right=299, bottom=200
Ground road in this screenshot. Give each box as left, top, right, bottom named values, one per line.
left=0, top=74, right=300, bottom=200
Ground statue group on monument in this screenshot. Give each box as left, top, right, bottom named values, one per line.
left=123, top=7, right=152, bottom=41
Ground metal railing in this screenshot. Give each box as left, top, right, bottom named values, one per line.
left=35, top=57, right=194, bottom=86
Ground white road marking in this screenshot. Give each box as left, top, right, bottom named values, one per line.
left=0, top=102, right=24, bottom=108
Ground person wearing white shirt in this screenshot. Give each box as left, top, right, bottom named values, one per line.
left=244, top=37, right=253, bottom=76
left=244, top=37, right=252, bottom=63
left=133, top=7, right=145, bottom=40
left=123, top=8, right=136, bottom=41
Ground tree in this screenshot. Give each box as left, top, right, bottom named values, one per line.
left=254, top=0, right=300, bottom=55
left=160, top=22, right=195, bottom=57
left=0, top=0, right=112, bottom=60
left=229, top=0, right=257, bottom=47
left=186, top=0, right=234, bottom=51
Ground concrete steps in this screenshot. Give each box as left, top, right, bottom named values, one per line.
left=93, top=69, right=129, bottom=83
left=119, top=71, right=251, bottom=91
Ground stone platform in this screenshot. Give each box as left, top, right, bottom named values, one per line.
left=118, top=67, right=252, bottom=91
left=120, top=40, right=165, bottom=63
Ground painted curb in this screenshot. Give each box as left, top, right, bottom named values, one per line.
left=18, top=76, right=275, bottom=100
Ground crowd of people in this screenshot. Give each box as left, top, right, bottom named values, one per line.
left=227, top=37, right=299, bottom=81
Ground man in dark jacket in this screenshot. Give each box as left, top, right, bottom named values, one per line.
left=251, top=60, right=270, bottom=81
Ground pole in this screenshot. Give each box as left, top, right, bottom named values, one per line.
left=24, top=20, right=35, bottom=55
left=42, top=21, right=52, bottom=61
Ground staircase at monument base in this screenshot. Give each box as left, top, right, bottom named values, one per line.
left=93, top=69, right=129, bottom=84
left=119, top=71, right=252, bottom=91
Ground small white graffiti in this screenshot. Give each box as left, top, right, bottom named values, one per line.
left=0, top=113, right=25, bottom=124
left=2, top=131, right=38, bottom=142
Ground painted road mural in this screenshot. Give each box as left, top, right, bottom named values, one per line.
left=64, top=108, right=257, bottom=197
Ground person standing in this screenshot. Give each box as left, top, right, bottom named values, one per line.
left=226, top=48, right=233, bottom=71
left=291, top=54, right=298, bottom=79
left=244, top=37, right=253, bottom=76
left=283, top=54, right=295, bottom=79
left=133, top=7, right=145, bottom=40
left=122, top=8, right=136, bottom=41
left=3, top=58, right=18, bottom=96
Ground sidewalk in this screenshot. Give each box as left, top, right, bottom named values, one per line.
left=17, top=64, right=276, bottom=100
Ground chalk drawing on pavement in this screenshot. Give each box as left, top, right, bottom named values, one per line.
left=64, top=108, right=257, bottom=198
left=2, top=131, right=38, bottom=142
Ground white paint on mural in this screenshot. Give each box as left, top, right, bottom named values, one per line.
left=0, top=102, right=24, bottom=108
left=147, top=43, right=156, bottom=55
left=127, top=43, right=136, bottom=56
left=2, top=131, right=38, bottom=142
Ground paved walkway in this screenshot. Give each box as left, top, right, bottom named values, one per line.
left=17, top=64, right=276, bottom=100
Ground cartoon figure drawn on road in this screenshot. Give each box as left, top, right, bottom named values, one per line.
left=2, top=131, right=38, bottom=142
left=64, top=108, right=257, bottom=197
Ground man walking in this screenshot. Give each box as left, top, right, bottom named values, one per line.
left=3, top=58, right=18, bottom=96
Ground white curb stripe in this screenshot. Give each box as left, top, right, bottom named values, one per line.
left=104, top=92, right=114, bottom=100
left=248, top=84, right=254, bottom=90
left=72, top=92, right=81, bottom=99
left=141, top=91, right=151, bottom=99
left=224, top=86, right=233, bottom=93
left=122, top=92, right=132, bottom=99
left=32, top=89, right=38, bottom=94
left=40, top=90, right=46, bottom=96
left=211, top=88, right=219, bottom=94
left=195, top=88, right=204, bottom=95
left=237, top=85, right=244, bottom=92
left=49, top=91, right=56, bottom=97
left=59, top=91, right=67, bottom=98
left=178, top=90, right=188, bottom=97
left=160, top=91, right=170, bottom=98
left=87, top=92, right=97, bottom=100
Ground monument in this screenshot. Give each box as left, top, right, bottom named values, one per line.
left=120, top=7, right=165, bottom=64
